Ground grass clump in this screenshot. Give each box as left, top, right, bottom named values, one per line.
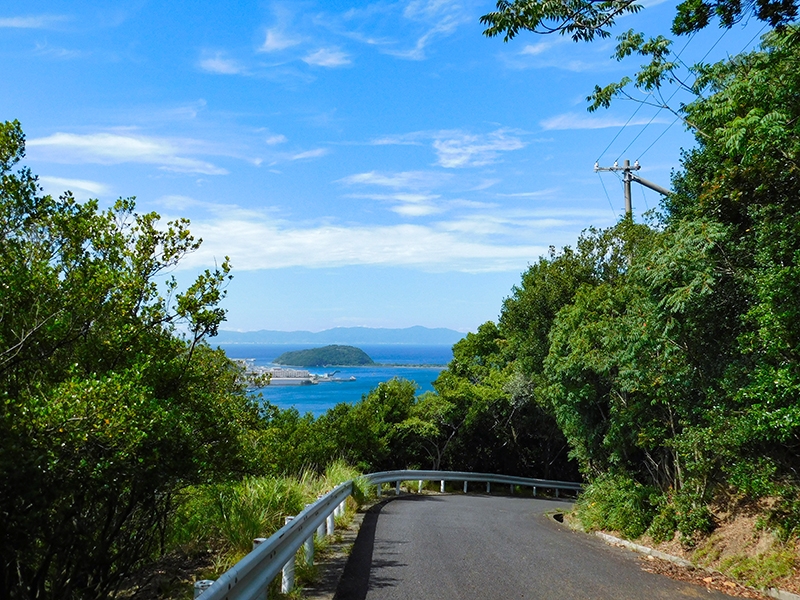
left=719, top=546, right=796, bottom=589
left=169, top=460, right=363, bottom=569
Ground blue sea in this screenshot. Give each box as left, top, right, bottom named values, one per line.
left=218, top=344, right=453, bottom=417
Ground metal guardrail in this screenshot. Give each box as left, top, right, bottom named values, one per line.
left=196, top=470, right=582, bottom=599
left=364, top=469, right=583, bottom=495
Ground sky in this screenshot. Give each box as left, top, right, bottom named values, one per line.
left=0, top=1, right=768, bottom=333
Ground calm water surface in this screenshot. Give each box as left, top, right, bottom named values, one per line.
left=218, top=344, right=452, bottom=416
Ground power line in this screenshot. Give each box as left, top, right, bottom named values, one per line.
left=596, top=101, right=646, bottom=162
left=597, top=31, right=698, bottom=163
left=598, top=172, right=618, bottom=216
left=614, top=26, right=729, bottom=162
left=637, top=115, right=680, bottom=160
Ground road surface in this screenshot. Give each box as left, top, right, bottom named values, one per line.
left=334, top=493, right=731, bottom=600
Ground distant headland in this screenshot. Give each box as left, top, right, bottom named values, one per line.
left=274, top=345, right=374, bottom=367
left=214, top=326, right=465, bottom=346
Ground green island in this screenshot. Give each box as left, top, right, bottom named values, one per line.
left=274, top=344, right=375, bottom=367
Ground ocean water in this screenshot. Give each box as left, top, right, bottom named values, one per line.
left=218, top=344, right=453, bottom=416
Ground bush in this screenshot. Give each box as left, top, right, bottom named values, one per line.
left=575, top=473, right=656, bottom=539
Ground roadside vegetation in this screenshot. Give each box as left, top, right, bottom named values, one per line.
left=4, top=0, right=800, bottom=595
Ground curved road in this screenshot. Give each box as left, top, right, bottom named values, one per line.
left=335, top=493, right=731, bottom=600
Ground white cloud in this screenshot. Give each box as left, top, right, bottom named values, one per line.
left=391, top=203, right=442, bottom=217
left=265, top=134, right=287, bottom=145
left=347, top=192, right=443, bottom=217
left=261, top=28, right=303, bottom=52
left=28, top=132, right=228, bottom=175
left=199, top=53, right=245, bottom=75
left=520, top=40, right=562, bottom=56
left=372, top=129, right=526, bottom=168
left=433, top=129, right=525, bottom=168
left=302, top=48, right=351, bottom=67
left=540, top=113, right=669, bottom=130
left=177, top=217, right=547, bottom=273
left=38, top=176, right=110, bottom=199
left=290, top=148, right=329, bottom=160
left=338, top=170, right=451, bottom=189
left=0, top=15, right=67, bottom=28
left=497, top=188, right=560, bottom=198
left=385, top=0, right=468, bottom=60
left=33, top=42, right=83, bottom=59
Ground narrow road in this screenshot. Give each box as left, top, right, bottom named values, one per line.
left=335, top=493, right=731, bottom=600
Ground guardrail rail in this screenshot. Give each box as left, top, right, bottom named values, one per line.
left=195, top=470, right=582, bottom=599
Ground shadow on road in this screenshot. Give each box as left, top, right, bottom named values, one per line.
left=333, top=495, right=441, bottom=600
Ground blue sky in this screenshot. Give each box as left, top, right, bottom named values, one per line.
left=1, top=1, right=766, bottom=333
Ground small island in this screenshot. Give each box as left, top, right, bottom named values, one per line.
left=273, top=345, right=375, bottom=367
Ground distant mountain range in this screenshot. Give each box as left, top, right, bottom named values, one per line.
left=214, top=326, right=465, bottom=346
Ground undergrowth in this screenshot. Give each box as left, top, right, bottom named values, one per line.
left=168, top=460, right=364, bottom=573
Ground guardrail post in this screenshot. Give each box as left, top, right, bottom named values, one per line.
left=395, top=481, right=400, bottom=495
left=533, top=486, right=537, bottom=497
left=486, top=481, right=491, bottom=494
left=282, top=517, right=295, bottom=594
left=463, top=481, right=468, bottom=494
left=377, top=483, right=382, bottom=498
left=510, top=484, right=514, bottom=494
left=317, top=520, right=326, bottom=539
left=555, top=488, right=559, bottom=499
left=251, top=539, right=269, bottom=600
left=304, top=535, right=314, bottom=566
left=440, top=480, right=445, bottom=493
left=326, top=509, right=335, bottom=536
left=418, top=480, right=423, bottom=493
left=194, top=580, right=215, bottom=598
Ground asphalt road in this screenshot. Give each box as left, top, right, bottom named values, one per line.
left=334, top=493, right=732, bottom=600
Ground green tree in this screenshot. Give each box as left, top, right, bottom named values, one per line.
left=0, top=121, right=261, bottom=599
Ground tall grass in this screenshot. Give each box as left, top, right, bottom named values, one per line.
left=169, top=460, right=365, bottom=567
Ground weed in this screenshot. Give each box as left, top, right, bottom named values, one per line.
left=719, top=545, right=796, bottom=588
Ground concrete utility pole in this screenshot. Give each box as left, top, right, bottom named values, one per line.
left=594, top=160, right=671, bottom=217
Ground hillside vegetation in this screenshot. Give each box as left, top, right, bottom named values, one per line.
left=274, top=344, right=374, bottom=367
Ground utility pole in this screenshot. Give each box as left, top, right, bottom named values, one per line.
left=594, top=160, right=671, bottom=217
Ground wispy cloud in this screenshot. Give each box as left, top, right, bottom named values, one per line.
left=346, top=192, right=444, bottom=217
left=386, top=0, right=469, bottom=60
left=198, top=53, right=246, bottom=75
left=496, top=187, right=560, bottom=198
left=339, top=170, right=451, bottom=189
left=302, top=47, right=351, bottom=67
left=178, top=217, right=548, bottom=273
left=540, top=113, right=669, bottom=130
left=291, top=148, right=328, bottom=160
left=265, top=134, right=287, bottom=145
left=261, top=27, right=303, bottom=52
left=372, top=128, right=526, bottom=168
left=433, top=129, right=525, bottom=168
left=33, top=42, right=84, bottom=60
left=0, top=14, right=67, bottom=28
left=28, top=132, right=228, bottom=175
left=519, top=39, right=564, bottom=56
left=38, top=176, right=110, bottom=199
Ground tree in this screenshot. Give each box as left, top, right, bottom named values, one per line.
left=0, top=121, right=261, bottom=599
left=480, top=0, right=798, bottom=43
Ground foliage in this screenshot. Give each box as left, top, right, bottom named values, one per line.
left=169, top=461, right=361, bottom=568
left=481, top=0, right=798, bottom=43
left=478, top=0, right=800, bottom=546
left=0, top=121, right=261, bottom=600
left=575, top=473, right=657, bottom=538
